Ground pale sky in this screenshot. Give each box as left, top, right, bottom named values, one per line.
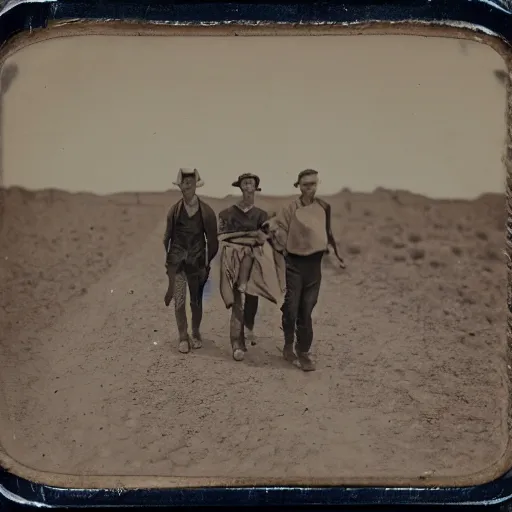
left=1, top=34, right=507, bottom=199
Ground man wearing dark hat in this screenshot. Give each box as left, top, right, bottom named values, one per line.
left=265, top=169, right=345, bottom=371
left=163, top=168, right=218, bottom=354
left=217, top=173, right=269, bottom=361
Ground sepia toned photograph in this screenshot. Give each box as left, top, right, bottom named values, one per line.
left=0, top=28, right=509, bottom=488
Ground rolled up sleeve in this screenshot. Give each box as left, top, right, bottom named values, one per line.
left=269, top=201, right=295, bottom=252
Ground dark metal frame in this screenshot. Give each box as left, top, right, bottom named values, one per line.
left=0, top=0, right=511, bottom=508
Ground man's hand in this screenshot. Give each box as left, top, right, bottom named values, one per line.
left=326, top=244, right=346, bottom=269
left=327, top=248, right=346, bottom=269
left=261, top=218, right=277, bottom=232
left=256, top=229, right=270, bottom=245
left=260, top=220, right=271, bottom=234
left=331, top=251, right=346, bottom=269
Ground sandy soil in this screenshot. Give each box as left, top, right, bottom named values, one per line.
left=0, top=186, right=509, bottom=485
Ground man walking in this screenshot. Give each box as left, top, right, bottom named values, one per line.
left=266, top=169, right=345, bottom=371
left=163, top=168, right=218, bottom=354
left=217, top=173, right=283, bottom=362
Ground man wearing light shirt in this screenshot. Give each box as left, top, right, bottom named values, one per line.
left=265, top=169, right=345, bottom=371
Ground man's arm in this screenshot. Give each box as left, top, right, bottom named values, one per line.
left=217, top=212, right=228, bottom=235
left=163, top=207, right=174, bottom=252
left=319, top=200, right=345, bottom=266
left=258, top=209, right=269, bottom=227
left=265, top=202, right=295, bottom=253
left=254, top=210, right=271, bottom=244
left=204, top=205, right=219, bottom=263
left=324, top=202, right=336, bottom=249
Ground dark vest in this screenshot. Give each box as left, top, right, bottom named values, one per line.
left=173, top=206, right=206, bottom=255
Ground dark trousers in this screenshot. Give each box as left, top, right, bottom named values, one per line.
left=281, top=252, right=323, bottom=353
left=230, top=290, right=259, bottom=349
left=166, top=246, right=207, bottom=339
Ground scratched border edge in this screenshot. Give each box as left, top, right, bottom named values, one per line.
left=1, top=0, right=512, bottom=508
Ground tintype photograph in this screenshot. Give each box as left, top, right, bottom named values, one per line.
left=0, top=28, right=509, bottom=488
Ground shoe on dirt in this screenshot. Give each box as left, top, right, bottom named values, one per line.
left=283, top=344, right=297, bottom=363
left=296, top=352, right=315, bottom=371
left=233, top=348, right=245, bottom=361
left=190, top=332, right=203, bottom=349
left=178, top=340, right=190, bottom=354
left=246, top=329, right=257, bottom=346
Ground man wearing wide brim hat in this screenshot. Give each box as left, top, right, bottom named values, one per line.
left=264, top=168, right=345, bottom=372
left=231, top=173, right=262, bottom=192
left=163, top=167, right=218, bottom=354
left=217, top=172, right=276, bottom=362
left=172, top=168, right=205, bottom=188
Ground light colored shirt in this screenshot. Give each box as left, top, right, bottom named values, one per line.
left=270, top=198, right=328, bottom=256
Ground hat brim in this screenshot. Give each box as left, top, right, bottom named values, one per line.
left=294, top=178, right=320, bottom=188
left=232, top=180, right=261, bottom=192
left=173, top=179, right=204, bottom=188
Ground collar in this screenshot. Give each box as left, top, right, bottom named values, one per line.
left=183, top=195, right=199, bottom=208
left=236, top=202, right=254, bottom=213
left=298, top=196, right=317, bottom=207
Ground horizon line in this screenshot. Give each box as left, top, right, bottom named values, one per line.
left=0, top=184, right=505, bottom=203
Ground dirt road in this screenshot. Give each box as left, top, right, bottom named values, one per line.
left=0, top=187, right=509, bottom=486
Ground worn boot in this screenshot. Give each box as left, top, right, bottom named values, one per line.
left=296, top=351, right=315, bottom=371
left=178, top=335, right=190, bottom=354
left=190, top=330, right=203, bottom=350
left=282, top=343, right=296, bottom=363
left=246, top=328, right=257, bottom=346
left=232, top=339, right=245, bottom=361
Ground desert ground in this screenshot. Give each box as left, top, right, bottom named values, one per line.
left=0, top=29, right=509, bottom=487
left=0, top=186, right=508, bottom=485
